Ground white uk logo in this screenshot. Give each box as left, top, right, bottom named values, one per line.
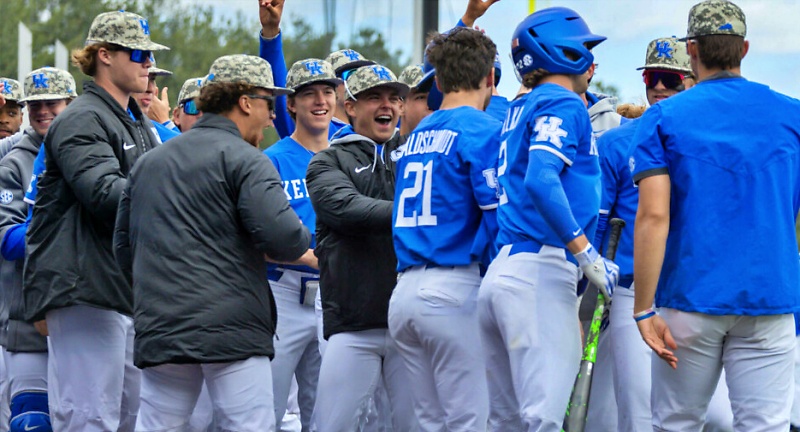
left=534, top=116, right=568, bottom=148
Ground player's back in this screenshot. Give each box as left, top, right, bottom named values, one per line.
left=392, top=106, right=501, bottom=271
left=496, top=83, right=599, bottom=249
left=632, top=76, right=800, bottom=314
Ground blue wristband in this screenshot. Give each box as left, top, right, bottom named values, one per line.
left=633, top=311, right=656, bottom=322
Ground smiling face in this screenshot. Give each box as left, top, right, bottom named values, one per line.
left=288, top=83, right=337, bottom=134
left=28, top=99, right=69, bottom=137
left=344, top=86, right=402, bottom=143
left=0, top=101, right=23, bottom=138
left=241, top=90, right=275, bottom=147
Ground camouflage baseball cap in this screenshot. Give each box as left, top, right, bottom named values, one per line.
left=0, top=78, right=25, bottom=105
left=286, top=59, right=342, bottom=91
left=345, top=64, right=409, bottom=100
left=204, top=54, right=293, bottom=96
left=85, top=11, right=169, bottom=51
left=398, top=64, right=424, bottom=89
left=685, top=0, right=746, bottom=39
left=20, top=67, right=77, bottom=103
left=636, top=37, right=691, bottom=73
left=148, top=55, right=172, bottom=76
left=325, top=49, right=375, bottom=76
left=177, top=77, right=204, bottom=103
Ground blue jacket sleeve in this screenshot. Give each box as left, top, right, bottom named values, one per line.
left=1, top=221, right=27, bottom=261
left=259, top=30, right=294, bottom=139
left=524, top=150, right=583, bottom=245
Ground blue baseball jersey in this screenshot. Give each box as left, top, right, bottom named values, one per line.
left=485, top=95, right=510, bottom=124
left=497, top=83, right=600, bottom=248
left=23, top=144, right=46, bottom=206
left=264, top=137, right=319, bottom=274
left=631, top=75, right=800, bottom=315
left=596, top=118, right=640, bottom=279
left=393, top=106, right=502, bottom=271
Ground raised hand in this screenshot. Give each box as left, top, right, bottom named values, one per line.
left=148, top=86, right=172, bottom=124
left=259, top=0, right=285, bottom=38
left=461, top=0, right=501, bottom=27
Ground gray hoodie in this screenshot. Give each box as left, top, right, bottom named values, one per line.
left=0, top=127, right=46, bottom=352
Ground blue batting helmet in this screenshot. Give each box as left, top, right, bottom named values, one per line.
left=511, top=7, right=605, bottom=78
left=418, top=41, right=444, bottom=111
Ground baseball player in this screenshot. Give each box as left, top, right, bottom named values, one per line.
left=594, top=36, right=736, bottom=431
left=388, top=27, right=500, bottom=431
left=258, top=0, right=374, bottom=140
left=477, top=7, right=618, bottom=430
left=172, top=77, right=203, bottom=132
left=264, top=58, right=341, bottom=431
left=0, top=79, right=23, bottom=140
left=22, top=11, right=166, bottom=431
left=306, top=64, right=416, bottom=432
left=0, top=67, right=76, bottom=432
left=132, top=57, right=179, bottom=143
left=115, top=54, right=310, bottom=432
left=631, top=1, right=800, bottom=430
left=396, top=64, right=432, bottom=139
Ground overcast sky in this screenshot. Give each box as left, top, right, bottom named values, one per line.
left=193, top=0, right=800, bottom=104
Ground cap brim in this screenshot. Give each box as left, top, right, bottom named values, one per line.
left=369, top=82, right=410, bottom=98
left=265, top=86, right=294, bottom=96
left=20, top=94, right=74, bottom=103
left=122, top=41, right=170, bottom=51
left=416, top=69, right=436, bottom=92
left=335, top=60, right=376, bottom=76
left=636, top=65, right=692, bottom=74
left=293, top=78, right=343, bottom=91
left=148, top=67, right=173, bottom=76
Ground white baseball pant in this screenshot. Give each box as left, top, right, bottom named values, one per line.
left=792, top=335, right=800, bottom=427
left=135, top=356, right=275, bottom=432
left=314, top=328, right=416, bottom=432
left=604, top=285, right=733, bottom=431
left=478, top=244, right=582, bottom=432
left=388, top=263, right=488, bottom=431
left=270, top=269, right=322, bottom=431
left=0, top=348, right=8, bottom=432
left=46, top=305, right=140, bottom=432
left=5, top=351, right=47, bottom=398
left=651, top=308, right=794, bottom=432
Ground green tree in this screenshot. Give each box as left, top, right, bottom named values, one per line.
left=590, top=79, right=621, bottom=99
left=340, top=27, right=406, bottom=74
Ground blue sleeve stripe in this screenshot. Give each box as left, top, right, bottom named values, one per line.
left=529, top=145, right=573, bottom=166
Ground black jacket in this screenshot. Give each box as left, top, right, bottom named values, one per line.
left=114, top=114, right=310, bottom=368
left=23, top=81, right=159, bottom=321
left=0, top=128, right=44, bottom=351
left=306, top=127, right=402, bottom=339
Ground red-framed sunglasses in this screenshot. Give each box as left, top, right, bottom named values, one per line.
left=642, top=70, right=685, bottom=89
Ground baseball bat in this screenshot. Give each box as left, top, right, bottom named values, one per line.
left=562, top=217, right=626, bottom=432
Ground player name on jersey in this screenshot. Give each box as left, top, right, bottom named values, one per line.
left=282, top=178, right=310, bottom=201
left=398, top=129, right=459, bottom=158
left=502, top=105, right=524, bottom=135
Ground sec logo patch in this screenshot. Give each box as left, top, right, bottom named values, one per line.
left=0, top=190, right=13, bottom=205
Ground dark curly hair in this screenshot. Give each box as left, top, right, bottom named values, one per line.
left=694, top=34, right=745, bottom=71
left=197, top=82, right=257, bottom=114
left=426, top=27, right=497, bottom=93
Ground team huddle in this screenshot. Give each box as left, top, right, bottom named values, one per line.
left=0, top=0, right=798, bottom=431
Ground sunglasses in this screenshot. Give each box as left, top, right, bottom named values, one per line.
left=246, top=94, right=275, bottom=112
left=180, top=99, right=200, bottom=115
left=642, top=70, right=685, bottom=90
left=340, top=68, right=357, bottom=81
left=113, top=46, right=153, bottom=64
